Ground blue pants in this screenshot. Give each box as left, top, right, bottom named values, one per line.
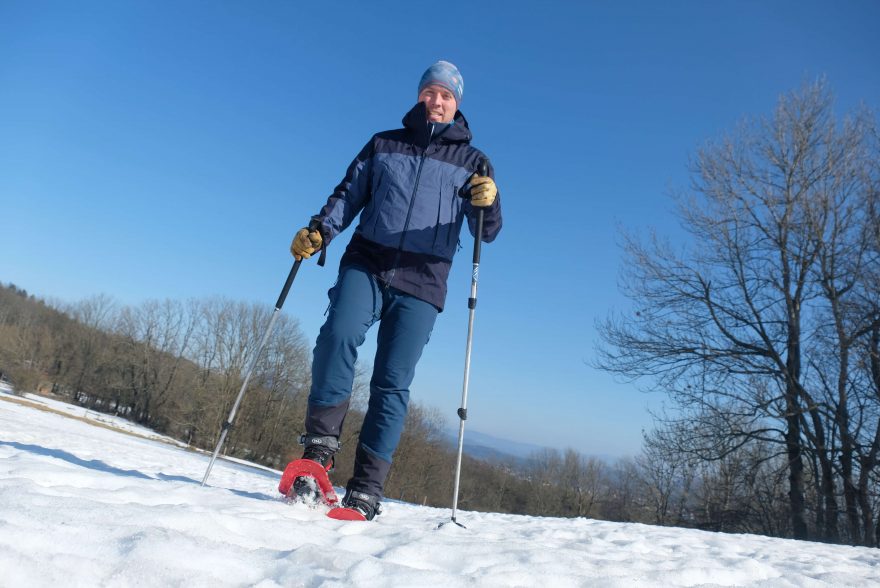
left=306, top=266, right=438, bottom=493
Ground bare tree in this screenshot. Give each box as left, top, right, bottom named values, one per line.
left=597, top=80, right=879, bottom=542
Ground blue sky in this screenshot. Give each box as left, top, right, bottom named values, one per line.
left=2, top=1, right=879, bottom=457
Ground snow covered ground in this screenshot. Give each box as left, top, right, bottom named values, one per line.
left=2, top=388, right=880, bottom=587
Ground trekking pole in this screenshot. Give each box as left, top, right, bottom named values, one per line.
left=201, top=259, right=303, bottom=487
left=446, top=158, right=489, bottom=528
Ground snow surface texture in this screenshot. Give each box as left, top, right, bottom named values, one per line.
left=2, top=388, right=880, bottom=587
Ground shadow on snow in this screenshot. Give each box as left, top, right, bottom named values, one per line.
left=0, top=439, right=280, bottom=502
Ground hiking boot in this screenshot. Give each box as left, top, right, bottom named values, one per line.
left=338, top=488, right=382, bottom=521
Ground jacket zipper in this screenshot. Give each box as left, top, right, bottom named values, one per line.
left=387, top=125, right=434, bottom=287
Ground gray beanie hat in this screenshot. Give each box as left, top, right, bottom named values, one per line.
left=418, top=60, right=464, bottom=105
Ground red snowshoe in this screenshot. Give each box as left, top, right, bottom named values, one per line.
left=326, top=506, right=367, bottom=521
left=278, top=458, right=339, bottom=505
left=279, top=435, right=341, bottom=506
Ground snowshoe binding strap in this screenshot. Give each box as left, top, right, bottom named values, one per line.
left=298, top=433, right=340, bottom=453
left=299, top=434, right=339, bottom=472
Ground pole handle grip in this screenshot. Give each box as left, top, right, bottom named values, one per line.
left=472, top=158, right=489, bottom=264
left=477, top=159, right=489, bottom=177
left=275, top=260, right=302, bottom=310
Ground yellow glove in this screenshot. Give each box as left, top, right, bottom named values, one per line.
left=469, top=174, right=497, bottom=207
left=290, top=227, right=323, bottom=260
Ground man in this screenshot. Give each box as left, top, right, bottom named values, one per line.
left=287, top=60, right=502, bottom=520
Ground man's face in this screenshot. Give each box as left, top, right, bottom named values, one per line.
left=418, top=84, right=457, bottom=123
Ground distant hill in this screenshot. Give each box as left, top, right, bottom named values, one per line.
left=450, top=428, right=621, bottom=465
left=445, top=428, right=548, bottom=465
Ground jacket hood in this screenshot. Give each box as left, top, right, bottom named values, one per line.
left=403, top=102, right=472, bottom=147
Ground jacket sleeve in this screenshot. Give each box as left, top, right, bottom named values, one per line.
left=312, top=138, right=375, bottom=245
left=464, top=158, right=502, bottom=243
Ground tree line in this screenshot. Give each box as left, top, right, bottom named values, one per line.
left=3, top=273, right=875, bottom=545
left=0, top=286, right=314, bottom=467
left=0, top=280, right=814, bottom=537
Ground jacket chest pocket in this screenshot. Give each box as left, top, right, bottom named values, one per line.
left=363, top=154, right=414, bottom=236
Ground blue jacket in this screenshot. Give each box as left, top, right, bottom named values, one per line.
left=313, top=102, right=502, bottom=311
